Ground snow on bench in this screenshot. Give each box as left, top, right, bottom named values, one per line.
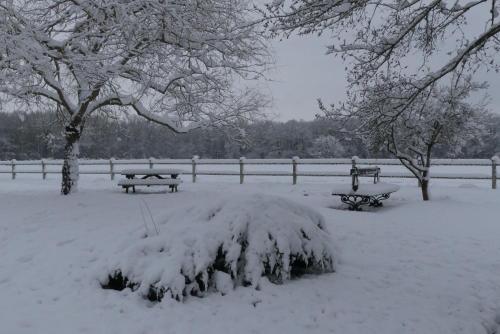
left=118, top=178, right=182, bottom=193
left=332, top=183, right=400, bottom=196
left=118, top=168, right=184, bottom=193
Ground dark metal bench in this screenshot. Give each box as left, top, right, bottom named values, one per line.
left=332, top=160, right=398, bottom=211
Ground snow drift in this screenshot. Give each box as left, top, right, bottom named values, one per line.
left=101, top=194, right=336, bottom=301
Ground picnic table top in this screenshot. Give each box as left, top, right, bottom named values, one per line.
left=120, top=168, right=184, bottom=176
left=118, top=178, right=182, bottom=185
left=332, top=182, right=400, bottom=196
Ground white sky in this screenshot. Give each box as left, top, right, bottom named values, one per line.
left=261, top=34, right=348, bottom=121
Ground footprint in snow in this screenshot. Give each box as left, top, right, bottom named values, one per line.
left=56, top=238, right=76, bottom=247
left=17, top=254, right=34, bottom=263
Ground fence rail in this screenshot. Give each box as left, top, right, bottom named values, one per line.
left=1, top=156, right=499, bottom=188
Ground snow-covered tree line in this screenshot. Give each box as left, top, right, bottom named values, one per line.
left=1, top=111, right=498, bottom=161
left=0, top=0, right=269, bottom=194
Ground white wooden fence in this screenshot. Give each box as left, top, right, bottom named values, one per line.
left=0, top=156, right=499, bottom=189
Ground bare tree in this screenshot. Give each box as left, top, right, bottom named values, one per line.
left=0, top=0, right=269, bottom=194
left=264, top=0, right=500, bottom=103
left=323, top=80, right=488, bottom=200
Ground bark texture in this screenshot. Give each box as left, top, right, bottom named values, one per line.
left=61, top=125, right=81, bottom=195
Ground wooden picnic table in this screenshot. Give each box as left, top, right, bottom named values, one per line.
left=118, top=168, right=184, bottom=193
left=120, top=168, right=184, bottom=179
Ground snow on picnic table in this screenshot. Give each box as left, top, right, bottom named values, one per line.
left=119, top=168, right=186, bottom=175
left=0, top=175, right=499, bottom=334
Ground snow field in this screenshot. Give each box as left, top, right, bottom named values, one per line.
left=0, top=175, right=499, bottom=333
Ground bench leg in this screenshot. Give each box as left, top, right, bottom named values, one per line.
left=370, top=193, right=390, bottom=207
left=339, top=195, right=370, bottom=211
left=133, top=186, right=136, bottom=193
left=369, top=199, right=383, bottom=207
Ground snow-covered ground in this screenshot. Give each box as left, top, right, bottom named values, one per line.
left=1, top=174, right=499, bottom=334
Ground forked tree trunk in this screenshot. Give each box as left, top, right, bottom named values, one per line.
left=61, top=125, right=81, bottom=195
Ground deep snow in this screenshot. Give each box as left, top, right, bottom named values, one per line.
left=0, top=175, right=499, bottom=334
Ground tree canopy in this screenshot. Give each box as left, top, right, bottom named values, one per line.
left=1, top=0, right=270, bottom=193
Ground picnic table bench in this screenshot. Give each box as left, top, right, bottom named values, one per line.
left=332, top=162, right=399, bottom=211
left=118, top=168, right=183, bottom=193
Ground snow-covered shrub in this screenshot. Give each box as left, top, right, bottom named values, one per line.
left=101, top=194, right=335, bottom=301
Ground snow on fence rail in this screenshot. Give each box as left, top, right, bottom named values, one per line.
left=0, top=156, right=499, bottom=189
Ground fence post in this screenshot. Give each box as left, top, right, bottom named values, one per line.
left=110, top=158, right=115, bottom=180
left=292, top=156, right=299, bottom=185
left=492, top=156, right=498, bottom=190
left=41, top=159, right=46, bottom=180
left=149, top=157, right=154, bottom=169
left=11, top=159, right=16, bottom=180
left=192, top=155, right=199, bottom=183
left=239, top=157, right=245, bottom=184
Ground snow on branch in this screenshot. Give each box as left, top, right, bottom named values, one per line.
left=0, top=0, right=270, bottom=131
left=264, top=0, right=500, bottom=111
left=1, top=0, right=270, bottom=194
left=327, top=79, right=488, bottom=187
left=126, top=98, right=203, bottom=134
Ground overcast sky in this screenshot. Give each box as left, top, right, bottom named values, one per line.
left=264, top=27, right=500, bottom=122
left=261, top=35, right=348, bottom=121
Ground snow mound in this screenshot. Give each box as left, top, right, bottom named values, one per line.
left=100, top=194, right=336, bottom=301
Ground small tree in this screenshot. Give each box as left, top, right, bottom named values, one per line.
left=0, top=0, right=269, bottom=194
left=323, top=80, right=487, bottom=200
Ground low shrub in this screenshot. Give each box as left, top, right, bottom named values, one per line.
left=100, top=194, right=336, bottom=301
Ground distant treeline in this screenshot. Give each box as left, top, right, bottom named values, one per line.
left=0, top=111, right=498, bottom=160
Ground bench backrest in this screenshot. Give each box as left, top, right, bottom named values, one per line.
left=351, top=162, right=380, bottom=191
left=351, top=167, right=380, bottom=176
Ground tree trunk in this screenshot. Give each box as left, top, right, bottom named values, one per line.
left=420, top=178, right=430, bottom=201
left=61, top=125, right=81, bottom=195
left=421, top=147, right=432, bottom=201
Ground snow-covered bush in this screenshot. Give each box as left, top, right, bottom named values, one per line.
left=101, top=194, right=335, bottom=301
